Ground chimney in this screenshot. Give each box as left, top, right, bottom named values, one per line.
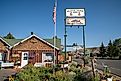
left=31, top=32, right=34, bottom=35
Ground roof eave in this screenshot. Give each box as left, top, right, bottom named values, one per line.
left=0, top=37, right=11, bottom=48
left=13, top=34, right=60, bottom=50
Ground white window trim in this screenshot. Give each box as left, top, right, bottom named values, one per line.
left=42, top=52, right=54, bottom=64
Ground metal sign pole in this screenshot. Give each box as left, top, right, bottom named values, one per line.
left=65, top=8, right=86, bottom=67
left=64, top=9, right=67, bottom=62
left=64, top=25, right=67, bottom=61
left=83, top=26, right=86, bottom=67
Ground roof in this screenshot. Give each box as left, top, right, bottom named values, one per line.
left=3, top=38, right=23, bottom=46
left=0, top=36, right=11, bottom=47
left=44, top=38, right=61, bottom=49
left=1, top=34, right=61, bottom=50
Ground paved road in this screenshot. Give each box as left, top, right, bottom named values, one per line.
left=96, top=59, right=121, bottom=77
left=73, top=58, right=121, bottom=77
left=0, top=69, right=17, bottom=81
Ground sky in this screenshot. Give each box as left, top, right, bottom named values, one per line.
left=0, top=0, right=121, bottom=48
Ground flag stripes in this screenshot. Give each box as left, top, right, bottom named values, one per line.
left=53, top=0, right=57, bottom=24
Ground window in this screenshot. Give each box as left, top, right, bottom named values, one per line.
left=43, top=53, right=54, bottom=62
left=23, top=53, right=28, bottom=60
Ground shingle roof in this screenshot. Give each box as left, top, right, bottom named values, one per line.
left=44, top=38, right=61, bottom=49
left=0, top=37, right=11, bottom=47
left=3, top=38, right=23, bottom=46
left=2, top=37, right=61, bottom=49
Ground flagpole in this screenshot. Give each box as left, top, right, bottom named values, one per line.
left=54, top=19, right=56, bottom=68
left=53, top=0, right=57, bottom=73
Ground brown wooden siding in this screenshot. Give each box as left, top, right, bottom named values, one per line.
left=0, top=40, right=8, bottom=61
left=12, top=37, right=53, bottom=50
left=10, top=50, right=58, bottom=65
left=10, top=37, right=59, bottom=65
left=0, top=40, right=6, bottom=51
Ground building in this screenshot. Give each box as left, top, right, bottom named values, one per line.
left=0, top=33, right=61, bottom=68
left=0, top=37, right=11, bottom=62
left=86, top=47, right=100, bottom=57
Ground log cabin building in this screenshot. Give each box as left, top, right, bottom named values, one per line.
left=0, top=33, right=61, bottom=68
left=0, top=37, right=11, bottom=62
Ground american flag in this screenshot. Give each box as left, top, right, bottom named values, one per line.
left=53, top=1, right=57, bottom=24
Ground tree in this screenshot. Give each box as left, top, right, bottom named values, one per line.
left=113, top=38, right=121, bottom=46
left=107, top=40, right=120, bottom=58
left=107, top=40, right=113, bottom=57
left=3, top=32, right=15, bottom=39
left=113, top=38, right=121, bottom=57
left=111, top=43, right=120, bottom=57
left=99, top=42, right=106, bottom=57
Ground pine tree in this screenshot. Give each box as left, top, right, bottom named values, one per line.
left=107, top=40, right=120, bottom=58
left=107, top=40, right=113, bottom=57
left=3, top=32, right=15, bottom=39
left=113, top=38, right=121, bottom=46
left=112, top=43, right=120, bottom=57
left=99, top=42, right=106, bottom=57
left=113, top=38, right=121, bottom=57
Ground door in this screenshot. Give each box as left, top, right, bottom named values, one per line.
left=21, top=52, right=29, bottom=68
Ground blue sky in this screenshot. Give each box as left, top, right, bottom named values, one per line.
left=0, top=0, right=121, bottom=47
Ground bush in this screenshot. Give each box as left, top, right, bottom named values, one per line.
left=15, top=65, right=74, bottom=81
left=15, top=64, right=99, bottom=81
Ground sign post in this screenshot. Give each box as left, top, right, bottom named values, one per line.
left=65, top=8, right=86, bottom=67
left=83, top=25, right=86, bottom=67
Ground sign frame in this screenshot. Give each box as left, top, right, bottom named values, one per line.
left=65, top=8, right=86, bottom=18
left=65, top=17, right=86, bottom=26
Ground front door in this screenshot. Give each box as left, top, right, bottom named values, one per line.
left=21, top=52, right=29, bottom=68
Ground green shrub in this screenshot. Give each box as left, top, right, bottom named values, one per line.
left=15, top=64, right=100, bottom=81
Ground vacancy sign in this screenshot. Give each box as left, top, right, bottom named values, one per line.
left=66, top=8, right=85, bottom=17
left=66, top=18, right=86, bottom=26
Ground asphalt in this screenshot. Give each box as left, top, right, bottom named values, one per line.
left=73, top=58, right=121, bottom=77
left=0, top=69, right=17, bottom=81
left=96, top=59, right=121, bottom=77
